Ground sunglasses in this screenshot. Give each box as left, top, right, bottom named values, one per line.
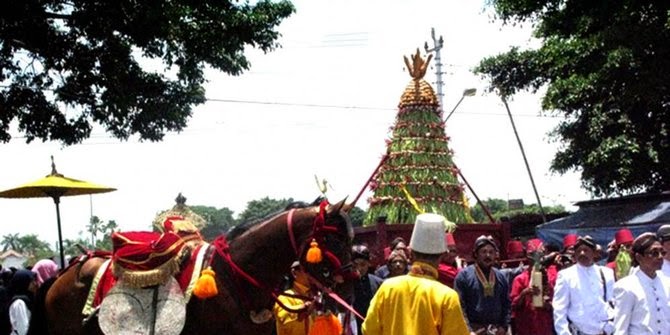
left=644, top=249, right=667, bottom=258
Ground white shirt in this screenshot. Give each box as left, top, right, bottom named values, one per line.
left=553, top=263, right=615, bottom=335
left=613, top=270, right=670, bottom=335
left=9, top=299, right=31, bottom=335
left=661, top=259, right=670, bottom=279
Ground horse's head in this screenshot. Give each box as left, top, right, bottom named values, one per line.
left=298, top=198, right=356, bottom=300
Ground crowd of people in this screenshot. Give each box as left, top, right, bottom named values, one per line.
left=0, top=258, right=58, bottom=335
left=273, top=219, right=670, bottom=335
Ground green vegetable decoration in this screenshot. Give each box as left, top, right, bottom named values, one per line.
left=615, top=246, right=632, bottom=280
left=364, top=49, right=473, bottom=226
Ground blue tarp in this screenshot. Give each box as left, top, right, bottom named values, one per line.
left=536, top=193, right=670, bottom=249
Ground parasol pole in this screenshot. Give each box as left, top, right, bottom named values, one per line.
left=52, top=196, right=66, bottom=268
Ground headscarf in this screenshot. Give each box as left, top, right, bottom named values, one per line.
left=32, top=259, right=59, bottom=286
left=10, top=269, right=35, bottom=297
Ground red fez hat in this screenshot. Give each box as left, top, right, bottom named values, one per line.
left=615, top=229, right=634, bottom=245
left=526, top=238, right=543, bottom=254
left=383, top=246, right=391, bottom=260
left=563, top=234, right=578, bottom=249
left=445, top=233, right=456, bottom=247
left=506, top=240, right=524, bottom=255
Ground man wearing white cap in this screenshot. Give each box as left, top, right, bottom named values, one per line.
left=657, top=224, right=670, bottom=279
left=362, top=213, right=469, bottom=335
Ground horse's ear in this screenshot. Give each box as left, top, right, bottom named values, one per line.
left=327, top=197, right=348, bottom=214
left=341, top=202, right=354, bottom=213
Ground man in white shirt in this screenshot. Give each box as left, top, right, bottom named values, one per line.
left=553, top=236, right=615, bottom=335
left=658, top=225, right=670, bottom=279
left=613, top=232, right=670, bottom=335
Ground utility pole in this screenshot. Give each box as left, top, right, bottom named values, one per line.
left=424, top=27, right=445, bottom=110
left=501, top=95, right=547, bottom=223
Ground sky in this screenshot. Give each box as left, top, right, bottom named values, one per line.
left=0, top=0, right=592, bottom=247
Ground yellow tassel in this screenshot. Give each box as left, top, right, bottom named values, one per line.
left=306, top=239, right=322, bottom=263
left=193, top=266, right=218, bottom=299
left=309, top=313, right=342, bottom=335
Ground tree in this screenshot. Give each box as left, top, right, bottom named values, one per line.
left=84, top=215, right=117, bottom=249
left=1, top=233, right=20, bottom=251
left=469, top=198, right=566, bottom=222
left=476, top=1, right=670, bottom=196
left=348, top=206, right=366, bottom=227
left=365, top=50, right=473, bottom=225
left=237, top=197, right=294, bottom=224
left=96, top=219, right=118, bottom=250
left=14, top=234, right=54, bottom=265
left=0, top=0, right=294, bottom=144
left=470, top=198, right=508, bottom=223
left=190, top=205, right=237, bottom=241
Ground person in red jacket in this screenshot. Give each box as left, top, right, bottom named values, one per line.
left=509, top=239, right=555, bottom=335
left=437, top=233, right=464, bottom=288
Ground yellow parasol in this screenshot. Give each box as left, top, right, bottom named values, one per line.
left=0, top=156, right=116, bottom=266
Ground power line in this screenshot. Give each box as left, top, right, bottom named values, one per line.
left=204, top=98, right=392, bottom=111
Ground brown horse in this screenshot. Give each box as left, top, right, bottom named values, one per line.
left=31, top=198, right=354, bottom=335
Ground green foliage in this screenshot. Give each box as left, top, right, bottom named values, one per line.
left=0, top=0, right=294, bottom=144
left=83, top=216, right=118, bottom=250
left=477, top=1, right=670, bottom=196
left=237, top=197, right=294, bottom=223
left=365, top=102, right=472, bottom=225
left=190, top=205, right=237, bottom=241
left=0, top=233, right=54, bottom=266
left=470, top=198, right=566, bottom=222
left=470, top=198, right=508, bottom=222
left=348, top=206, right=366, bottom=227
left=1, top=233, right=20, bottom=252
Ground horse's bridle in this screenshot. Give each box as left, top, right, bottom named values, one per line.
left=286, top=200, right=356, bottom=283
left=206, top=200, right=357, bottom=317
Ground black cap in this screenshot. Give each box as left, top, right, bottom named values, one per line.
left=352, top=245, right=370, bottom=261
left=574, top=235, right=597, bottom=250
left=657, top=224, right=670, bottom=242
left=632, top=232, right=658, bottom=255
left=474, top=235, right=498, bottom=253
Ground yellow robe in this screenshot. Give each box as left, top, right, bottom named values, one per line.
left=362, top=262, right=470, bottom=335
left=273, top=282, right=312, bottom=335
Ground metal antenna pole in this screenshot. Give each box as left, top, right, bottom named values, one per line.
left=500, top=95, right=547, bottom=223
left=424, top=28, right=445, bottom=110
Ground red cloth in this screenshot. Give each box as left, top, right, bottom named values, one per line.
left=614, top=229, right=634, bottom=245
left=92, top=243, right=206, bottom=310
left=112, top=231, right=184, bottom=271
left=510, top=270, right=554, bottom=335
left=437, top=263, right=460, bottom=288
left=563, top=234, right=578, bottom=249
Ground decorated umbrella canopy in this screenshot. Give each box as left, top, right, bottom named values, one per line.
left=0, top=156, right=116, bottom=267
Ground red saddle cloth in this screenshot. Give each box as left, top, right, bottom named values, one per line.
left=111, top=231, right=185, bottom=288
left=112, top=231, right=184, bottom=271
left=84, top=242, right=207, bottom=316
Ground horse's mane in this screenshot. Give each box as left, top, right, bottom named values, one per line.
left=225, top=197, right=325, bottom=241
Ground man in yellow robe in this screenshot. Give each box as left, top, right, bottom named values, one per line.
left=362, top=213, right=469, bottom=335
left=273, top=262, right=313, bottom=335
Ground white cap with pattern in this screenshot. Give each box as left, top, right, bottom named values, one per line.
left=409, top=213, right=448, bottom=255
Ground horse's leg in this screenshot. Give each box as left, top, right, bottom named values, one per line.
left=46, top=258, right=106, bottom=335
